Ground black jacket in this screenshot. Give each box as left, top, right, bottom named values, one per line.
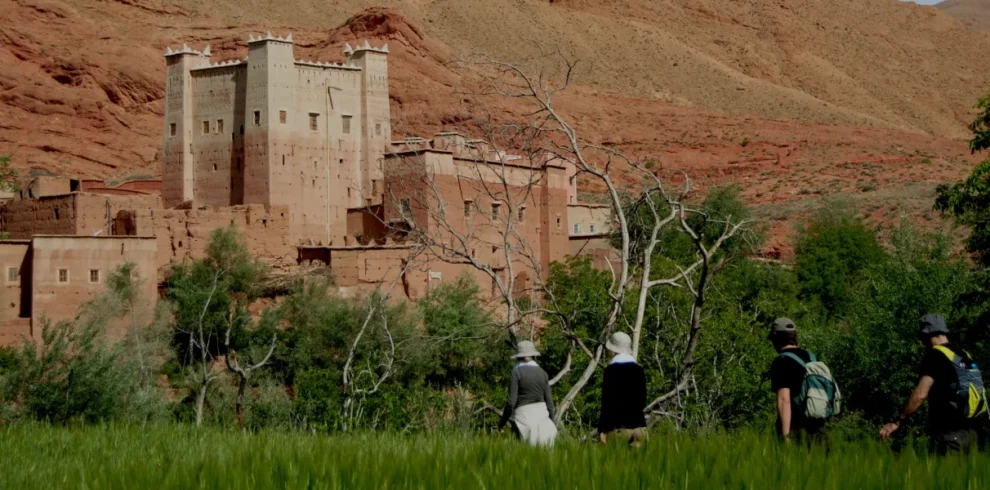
left=598, top=362, right=647, bottom=432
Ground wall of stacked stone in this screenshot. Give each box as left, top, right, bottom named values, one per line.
left=116, top=204, right=295, bottom=279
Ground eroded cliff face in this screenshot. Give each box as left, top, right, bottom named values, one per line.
left=1, top=0, right=988, bottom=258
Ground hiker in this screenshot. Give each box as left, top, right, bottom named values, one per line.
left=768, top=318, right=840, bottom=447
left=597, top=332, right=648, bottom=448
left=498, top=340, right=557, bottom=447
left=879, top=314, right=987, bottom=455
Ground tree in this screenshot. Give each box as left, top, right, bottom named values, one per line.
left=0, top=155, right=19, bottom=193
left=166, top=225, right=267, bottom=426
left=0, top=263, right=168, bottom=423
left=794, top=202, right=884, bottom=315
left=935, top=92, right=990, bottom=266
left=387, top=51, right=755, bottom=426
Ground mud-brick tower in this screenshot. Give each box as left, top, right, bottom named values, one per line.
left=162, top=44, right=209, bottom=207
left=345, top=41, right=391, bottom=209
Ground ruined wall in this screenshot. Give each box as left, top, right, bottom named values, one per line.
left=118, top=204, right=294, bottom=278
left=1, top=194, right=80, bottom=238
left=29, top=236, right=158, bottom=342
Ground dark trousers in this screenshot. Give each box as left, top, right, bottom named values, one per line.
left=930, top=428, right=972, bottom=456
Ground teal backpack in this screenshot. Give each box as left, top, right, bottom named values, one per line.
left=780, top=352, right=842, bottom=419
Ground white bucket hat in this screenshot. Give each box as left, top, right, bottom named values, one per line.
left=513, top=340, right=541, bottom=358
left=606, top=332, right=633, bottom=356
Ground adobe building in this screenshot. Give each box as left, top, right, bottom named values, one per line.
left=162, top=33, right=390, bottom=246
left=0, top=236, right=158, bottom=347
left=0, top=33, right=613, bottom=316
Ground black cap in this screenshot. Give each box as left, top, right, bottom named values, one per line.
left=920, top=314, right=949, bottom=336
left=768, top=317, right=796, bottom=339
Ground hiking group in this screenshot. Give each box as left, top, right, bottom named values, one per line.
left=498, top=313, right=988, bottom=454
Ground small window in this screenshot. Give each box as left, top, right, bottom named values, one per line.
left=6, top=266, right=18, bottom=283
left=347, top=188, right=351, bottom=198
left=556, top=216, right=562, bottom=229
left=342, top=115, right=352, bottom=134
left=491, top=203, right=501, bottom=220
left=58, top=268, right=69, bottom=284
left=216, top=119, right=223, bottom=134
left=279, top=111, right=287, bottom=124
left=401, top=198, right=411, bottom=214
left=375, top=122, right=382, bottom=136
left=309, top=113, right=319, bottom=131
left=573, top=224, right=581, bottom=234
left=372, top=180, right=379, bottom=195
left=518, top=207, right=525, bottom=222
left=464, top=201, right=471, bottom=217
left=89, top=269, right=100, bottom=284
left=569, top=176, right=576, bottom=186
left=590, top=224, right=597, bottom=233
left=202, top=121, right=210, bottom=134
left=213, top=164, right=217, bottom=172
left=253, top=111, right=261, bottom=126
left=169, top=123, right=177, bottom=137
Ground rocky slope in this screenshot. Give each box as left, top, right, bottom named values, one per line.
left=939, top=0, right=990, bottom=29
left=0, top=0, right=988, bottom=255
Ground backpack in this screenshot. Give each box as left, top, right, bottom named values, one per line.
left=780, top=352, right=842, bottom=420
left=932, top=345, right=988, bottom=420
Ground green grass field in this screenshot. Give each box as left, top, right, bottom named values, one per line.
left=0, top=425, right=986, bottom=489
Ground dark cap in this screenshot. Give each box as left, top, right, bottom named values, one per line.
left=920, top=314, right=949, bottom=336
left=768, top=317, right=796, bottom=339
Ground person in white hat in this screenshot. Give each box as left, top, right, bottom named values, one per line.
left=498, top=340, right=557, bottom=447
left=597, top=331, right=647, bottom=447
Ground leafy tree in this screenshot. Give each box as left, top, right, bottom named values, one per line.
left=794, top=203, right=884, bottom=315
left=0, top=155, right=19, bottom=193
left=935, top=92, right=990, bottom=266
left=0, top=263, right=168, bottom=424
left=165, top=225, right=267, bottom=426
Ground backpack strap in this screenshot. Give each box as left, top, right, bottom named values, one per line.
left=933, top=345, right=962, bottom=364
left=780, top=351, right=807, bottom=367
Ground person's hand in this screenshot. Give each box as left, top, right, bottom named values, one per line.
left=599, top=432, right=607, bottom=444
left=499, top=428, right=505, bottom=435
left=879, top=422, right=900, bottom=440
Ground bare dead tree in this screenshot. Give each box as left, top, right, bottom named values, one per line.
left=339, top=256, right=416, bottom=431
left=435, top=50, right=754, bottom=425
left=221, top=295, right=278, bottom=431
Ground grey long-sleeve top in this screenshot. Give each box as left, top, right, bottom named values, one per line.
left=498, top=363, right=556, bottom=428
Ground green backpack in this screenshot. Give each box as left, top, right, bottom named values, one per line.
left=780, top=352, right=842, bottom=420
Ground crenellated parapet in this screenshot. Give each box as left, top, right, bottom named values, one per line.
left=344, top=40, right=390, bottom=57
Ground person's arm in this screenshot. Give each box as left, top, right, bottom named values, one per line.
left=498, top=368, right=519, bottom=430
left=880, top=375, right=934, bottom=440
left=543, top=371, right=556, bottom=422
left=776, top=387, right=792, bottom=438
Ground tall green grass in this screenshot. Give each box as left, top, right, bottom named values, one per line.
left=0, top=424, right=984, bottom=489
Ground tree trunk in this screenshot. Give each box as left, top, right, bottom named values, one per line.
left=194, top=382, right=208, bottom=427
left=554, top=345, right=603, bottom=424
left=236, top=374, right=247, bottom=430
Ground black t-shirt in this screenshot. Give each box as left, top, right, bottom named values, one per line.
left=919, top=342, right=968, bottom=432
left=769, top=347, right=824, bottom=431
left=597, top=362, right=647, bottom=433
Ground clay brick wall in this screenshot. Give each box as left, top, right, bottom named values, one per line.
left=29, top=236, right=158, bottom=343
left=1, top=193, right=163, bottom=240
left=118, top=204, right=294, bottom=279
left=1, top=194, right=80, bottom=238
